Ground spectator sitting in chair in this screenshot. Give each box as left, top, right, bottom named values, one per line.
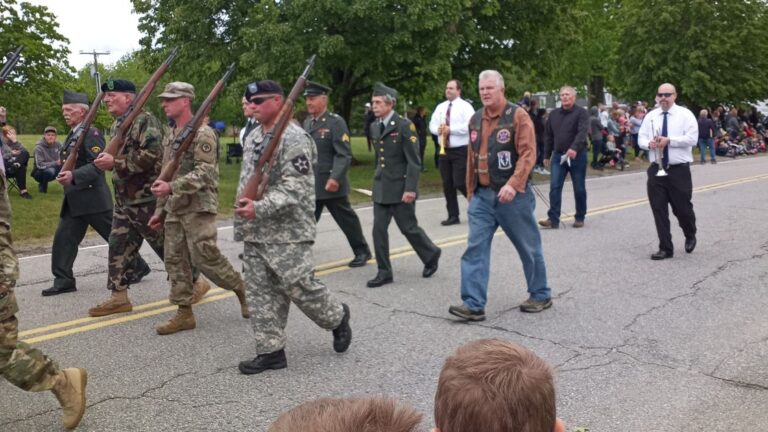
left=32, top=126, right=63, bottom=193
left=1, top=125, right=32, bottom=199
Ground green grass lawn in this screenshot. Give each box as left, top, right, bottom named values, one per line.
left=7, top=134, right=444, bottom=245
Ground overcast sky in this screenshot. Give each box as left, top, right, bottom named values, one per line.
left=26, top=0, right=143, bottom=70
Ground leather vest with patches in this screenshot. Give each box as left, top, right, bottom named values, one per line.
left=469, top=103, right=518, bottom=191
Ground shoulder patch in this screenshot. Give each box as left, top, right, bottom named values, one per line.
left=342, top=133, right=350, bottom=142
left=90, top=145, right=102, bottom=154
left=201, top=143, right=213, bottom=153
left=410, top=123, right=416, bottom=132
left=410, top=136, right=418, bottom=144
left=291, top=154, right=311, bottom=175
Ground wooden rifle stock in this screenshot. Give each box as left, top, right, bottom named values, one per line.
left=103, top=47, right=180, bottom=157
left=157, top=63, right=236, bottom=183
left=60, top=92, right=106, bottom=173
left=239, top=55, right=316, bottom=202
left=0, top=46, right=23, bottom=86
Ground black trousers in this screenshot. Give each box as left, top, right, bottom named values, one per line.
left=372, top=202, right=440, bottom=277
left=647, top=163, right=697, bottom=254
left=3, top=150, right=29, bottom=190
left=439, top=146, right=468, bottom=218
left=315, top=196, right=369, bottom=255
left=52, top=204, right=148, bottom=289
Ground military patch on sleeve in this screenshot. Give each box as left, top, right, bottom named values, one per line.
left=342, top=133, right=350, bottom=142
left=291, top=154, right=311, bottom=175
left=201, top=143, right=212, bottom=153
left=410, top=136, right=417, bottom=144
left=410, top=123, right=416, bottom=132
left=90, top=146, right=102, bottom=154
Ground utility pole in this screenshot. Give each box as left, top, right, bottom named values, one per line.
left=79, top=50, right=110, bottom=95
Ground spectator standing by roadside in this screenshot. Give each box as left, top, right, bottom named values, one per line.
left=530, top=101, right=549, bottom=175
left=32, top=126, right=62, bottom=193
left=411, top=106, right=428, bottom=171
left=629, top=106, right=646, bottom=160
left=589, top=107, right=604, bottom=169
left=698, top=109, right=716, bottom=164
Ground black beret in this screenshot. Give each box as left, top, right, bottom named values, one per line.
left=304, top=81, right=331, bottom=96
left=372, top=82, right=397, bottom=98
left=101, top=78, right=136, bottom=93
left=63, top=90, right=89, bottom=105
left=245, top=80, right=284, bottom=101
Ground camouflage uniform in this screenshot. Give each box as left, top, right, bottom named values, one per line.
left=235, top=121, right=343, bottom=354
left=156, top=125, right=243, bottom=305
left=107, top=111, right=166, bottom=291
left=0, top=165, right=59, bottom=392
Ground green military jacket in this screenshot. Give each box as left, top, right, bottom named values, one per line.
left=110, top=111, right=164, bottom=207
left=234, top=121, right=317, bottom=244
left=369, top=111, right=421, bottom=204
left=0, top=172, right=19, bottom=321
left=302, top=111, right=352, bottom=200
left=155, top=124, right=220, bottom=218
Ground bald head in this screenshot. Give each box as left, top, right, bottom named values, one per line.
left=656, top=83, right=677, bottom=111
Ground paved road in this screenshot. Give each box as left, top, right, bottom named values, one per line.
left=2, top=157, right=768, bottom=431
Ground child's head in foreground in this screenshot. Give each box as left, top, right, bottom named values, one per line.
left=433, top=338, right=565, bottom=432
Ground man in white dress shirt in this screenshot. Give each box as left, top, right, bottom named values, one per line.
left=638, top=83, right=698, bottom=260
left=429, top=79, right=475, bottom=225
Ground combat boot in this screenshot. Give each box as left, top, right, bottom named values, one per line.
left=156, top=305, right=196, bottom=335
left=51, top=368, right=87, bottom=430
left=88, top=290, right=132, bottom=317
left=191, top=276, right=211, bottom=304
left=233, top=282, right=250, bottom=319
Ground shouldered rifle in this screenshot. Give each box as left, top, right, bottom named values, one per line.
left=59, top=92, right=106, bottom=173
left=157, top=63, right=236, bottom=182
left=0, top=46, right=23, bottom=86
left=103, top=47, right=179, bottom=157
left=239, top=54, right=316, bottom=202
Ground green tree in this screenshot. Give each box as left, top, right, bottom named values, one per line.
left=0, top=0, right=72, bottom=133
left=615, top=0, right=768, bottom=110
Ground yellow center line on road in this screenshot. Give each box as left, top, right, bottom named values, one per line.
left=20, top=172, right=768, bottom=344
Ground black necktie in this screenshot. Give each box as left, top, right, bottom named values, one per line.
left=661, top=112, right=669, bottom=169
left=310, top=118, right=317, bottom=129
left=379, top=121, right=385, bottom=136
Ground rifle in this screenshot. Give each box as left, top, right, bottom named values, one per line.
left=0, top=46, right=23, bottom=86
left=157, top=63, right=236, bottom=182
left=59, top=92, right=106, bottom=173
left=103, top=47, right=179, bottom=157
left=239, top=55, right=316, bottom=202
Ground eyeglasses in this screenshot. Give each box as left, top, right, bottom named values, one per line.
left=249, top=96, right=274, bottom=105
left=657, top=92, right=674, bottom=98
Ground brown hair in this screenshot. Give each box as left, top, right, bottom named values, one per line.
left=269, top=397, right=423, bottom=432
left=434, top=339, right=556, bottom=432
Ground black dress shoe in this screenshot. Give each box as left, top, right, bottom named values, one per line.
left=423, top=248, right=441, bottom=278
left=41, top=286, right=77, bottom=296
left=650, top=250, right=673, bottom=260
left=348, top=251, right=372, bottom=268
left=332, top=303, right=352, bottom=353
left=685, top=236, right=697, bottom=253
left=238, top=350, right=287, bottom=375
left=124, top=264, right=151, bottom=285
left=440, top=216, right=460, bottom=226
left=366, top=272, right=393, bottom=288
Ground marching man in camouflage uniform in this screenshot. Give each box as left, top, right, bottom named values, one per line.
left=302, top=81, right=371, bottom=268
left=233, top=80, right=352, bottom=375
left=0, top=156, right=87, bottom=430
left=91, top=79, right=210, bottom=317
left=148, top=82, right=249, bottom=335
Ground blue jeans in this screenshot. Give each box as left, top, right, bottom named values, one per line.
left=459, top=186, right=551, bottom=310
left=547, top=150, right=587, bottom=224
left=698, top=138, right=715, bottom=162
left=32, top=166, right=61, bottom=192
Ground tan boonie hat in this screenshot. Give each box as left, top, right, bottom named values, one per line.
left=158, top=81, right=195, bottom=100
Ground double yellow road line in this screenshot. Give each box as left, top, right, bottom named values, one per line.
left=21, top=172, right=768, bottom=345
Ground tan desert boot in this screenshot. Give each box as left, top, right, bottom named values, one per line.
left=156, top=306, right=196, bottom=335
left=191, top=276, right=211, bottom=304
left=88, top=290, right=132, bottom=317
left=233, top=282, right=250, bottom=319
left=51, top=368, right=87, bottom=430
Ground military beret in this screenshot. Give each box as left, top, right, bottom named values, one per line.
left=101, top=78, right=136, bottom=93
left=44, top=126, right=57, bottom=134
left=304, top=81, right=331, bottom=97
left=63, top=90, right=89, bottom=105
left=158, top=81, right=195, bottom=100
left=372, top=82, right=397, bottom=98
left=245, top=80, right=284, bottom=101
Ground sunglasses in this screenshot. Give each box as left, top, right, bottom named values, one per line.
left=657, top=92, right=674, bottom=98
left=249, top=96, right=275, bottom=105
